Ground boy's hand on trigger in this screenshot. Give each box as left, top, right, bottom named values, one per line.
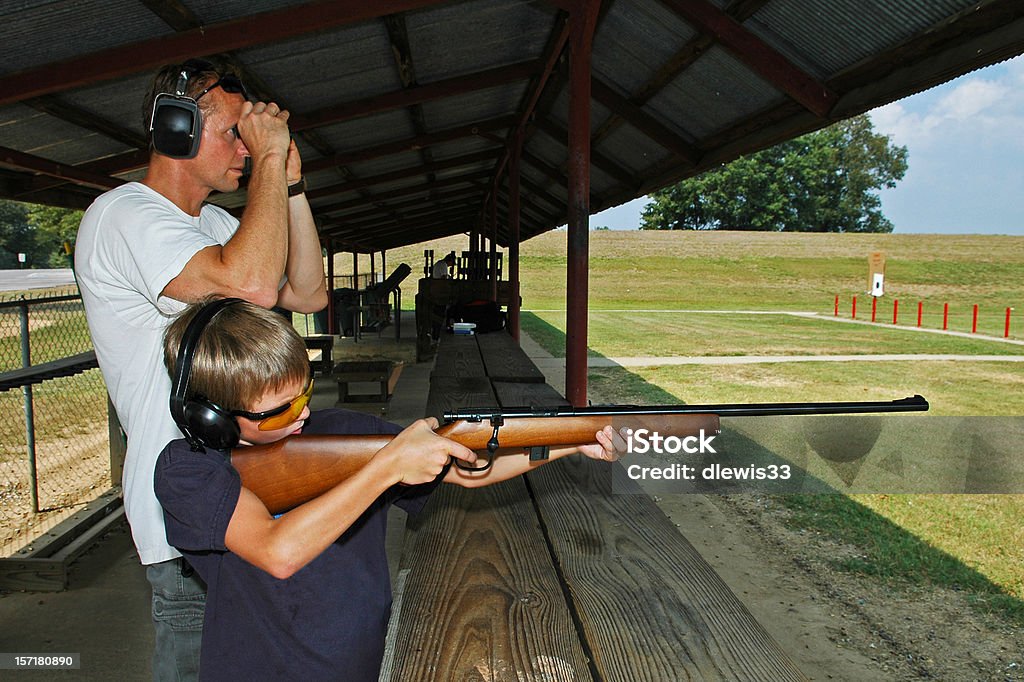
left=379, top=418, right=477, bottom=485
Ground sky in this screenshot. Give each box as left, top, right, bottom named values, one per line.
left=592, top=54, right=1024, bottom=236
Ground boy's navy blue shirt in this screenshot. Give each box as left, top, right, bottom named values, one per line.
left=154, top=409, right=436, bottom=681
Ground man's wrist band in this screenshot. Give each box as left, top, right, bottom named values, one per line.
left=287, top=176, right=306, bottom=197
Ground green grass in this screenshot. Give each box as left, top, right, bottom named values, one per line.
left=782, top=494, right=1024, bottom=625
left=525, top=310, right=1022, bottom=358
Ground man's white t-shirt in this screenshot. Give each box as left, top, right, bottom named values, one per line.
left=431, top=259, right=450, bottom=279
left=76, top=182, right=239, bottom=565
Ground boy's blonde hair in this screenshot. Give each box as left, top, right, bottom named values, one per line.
left=164, top=299, right=310, bottom=412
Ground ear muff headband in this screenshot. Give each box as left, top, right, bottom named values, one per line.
left=150, top=68, right=203, bottom=159
left=170, top=298, right=245, bottom=451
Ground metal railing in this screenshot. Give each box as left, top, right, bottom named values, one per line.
left=0, top=288, right=114, bottom=557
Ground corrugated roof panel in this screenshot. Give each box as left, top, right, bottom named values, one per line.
left=592, top=0, right=699, bottom=96
left=0, top=0, right=174, bottom=75
left=345, top=150, right=429, bottom=180
left=597, top=125, right=673, bottom=176
left=315, top=111, right=418, bottom=153
left=58, top=73, right=156, bottom=142
left=237, top=23, right=401, bottom=110
left=646, top=45, right=784, bottom=140
left=420, top=82, right=528, bottom=131
left=0, top=104, right=133, bottom=166
left=546, top=89, right=615, bottom=137
left=748, top=0, right=977, bottom=79
left=186, top=0, right=309, bottom=24
left=406, top=0, right=555, bottom=82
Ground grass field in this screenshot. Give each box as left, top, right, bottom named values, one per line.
left=340, top=230, right=1024, bottom=622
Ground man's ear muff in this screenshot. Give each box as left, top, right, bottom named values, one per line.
left=169, top=298, right=245, bottom=451
left=150, top=69, right=202, bottom=159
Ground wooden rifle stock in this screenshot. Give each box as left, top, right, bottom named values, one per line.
left=231, top=413, right=720, bottom=515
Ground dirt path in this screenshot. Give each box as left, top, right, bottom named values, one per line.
left=656, top=494, right=1023, bottom=681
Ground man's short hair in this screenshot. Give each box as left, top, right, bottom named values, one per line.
left=142, top=58, right=232, bottom=146
left=163, top=299, right=310, bottom=413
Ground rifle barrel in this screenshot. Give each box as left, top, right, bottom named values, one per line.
left=444, top=395, right=928, bottom=421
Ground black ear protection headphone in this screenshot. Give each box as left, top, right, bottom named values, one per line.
left=169, top=297, right=245, bottom=451
left=149, top=63, right=205, bottom=160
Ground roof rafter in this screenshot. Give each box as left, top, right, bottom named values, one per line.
left=303, top=116, right=516, bottom=174
left=656, top=0, right=837, bottom=117
left=290, top=61, right=540, bottom=132
left=311, top=171, right=491, bottom=219
left=306, top=149, right=501, bottom=202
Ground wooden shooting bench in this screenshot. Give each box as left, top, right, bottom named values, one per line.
left=382, top=332, right=806, bottom=681
left=333, top=360, right=402, bottom=412
left=302, top=335, right=334, bottom=376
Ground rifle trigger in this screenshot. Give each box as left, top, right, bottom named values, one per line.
left=487, top=415, right=504, bottom=453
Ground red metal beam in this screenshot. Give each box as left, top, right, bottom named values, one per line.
left=657, top=0, right=837, bottom=118
left=565, top=0, right=600, bottom=407
left=0, top=0, right=449, bottom=106
left=0, top=147, right=123, bottom=191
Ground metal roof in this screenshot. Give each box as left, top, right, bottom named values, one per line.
left=1, top=0, right=1022, bottom=252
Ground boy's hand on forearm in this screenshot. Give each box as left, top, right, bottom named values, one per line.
left=378, top=418, right=477, bottom=485
left=576, top=425, right=628, bottom=462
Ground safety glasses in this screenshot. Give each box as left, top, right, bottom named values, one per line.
left=232, top=375, right=314, bottom=431
left=195, top=74, right=249, bottom=102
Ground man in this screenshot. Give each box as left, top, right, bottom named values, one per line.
left=75, top=59, right=327, bottom=679
left=432, top=250, right=456, bottom=279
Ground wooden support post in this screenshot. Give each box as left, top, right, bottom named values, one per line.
left=489, top=186, right=498, bottom=301
left=508, top=131, right=522, bottom=341
left=326, top=238, right=336, bottom=335
left=565, top=0, right=599, bottom=407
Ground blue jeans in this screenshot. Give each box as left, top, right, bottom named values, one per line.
left=146, top=558, right=206, bottom=681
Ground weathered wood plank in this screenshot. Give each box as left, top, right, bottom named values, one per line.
left=491, top=380, right=569, bottom=408
left=476, top=332, right=546, bottom=383
left=527, top=457, right=808, bottom=681
left=431, top=334, right=486, bottom=378
left=384, top=479, right=595, bottom=682
left=425, top=376, right=495, bottom=420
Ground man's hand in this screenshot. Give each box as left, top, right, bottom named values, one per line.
left=237, top=101, right=291, bottom=163
left=576, top=425, right=628, bottom=462
left=376, top=418, right=478, bottom=486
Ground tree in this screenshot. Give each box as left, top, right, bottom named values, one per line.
left=0, top=200, right=35, bottom=268
left=27, top=204, right=83, bottom=267
left=0, top=200, right=83, bottom=268
left=640, top=115, right=908, bottom=233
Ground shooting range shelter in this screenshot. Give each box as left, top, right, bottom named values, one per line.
left=1, top=0, right=1022, bottom=677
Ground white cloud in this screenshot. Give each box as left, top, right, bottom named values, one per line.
left=870, top=57, right=1024, bottom=151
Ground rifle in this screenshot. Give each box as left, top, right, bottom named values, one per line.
left=231, top=395, right=928, bottom=514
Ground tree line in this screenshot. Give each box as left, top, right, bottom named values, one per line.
left=641, top=114, right=908, bottom=233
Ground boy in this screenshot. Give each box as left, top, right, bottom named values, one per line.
left=154, top=299, right=621, bottom=680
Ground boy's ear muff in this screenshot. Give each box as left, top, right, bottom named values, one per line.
left=150, top=69, right=203, bottom=159
left=169, top=298, right=245, bottom=452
